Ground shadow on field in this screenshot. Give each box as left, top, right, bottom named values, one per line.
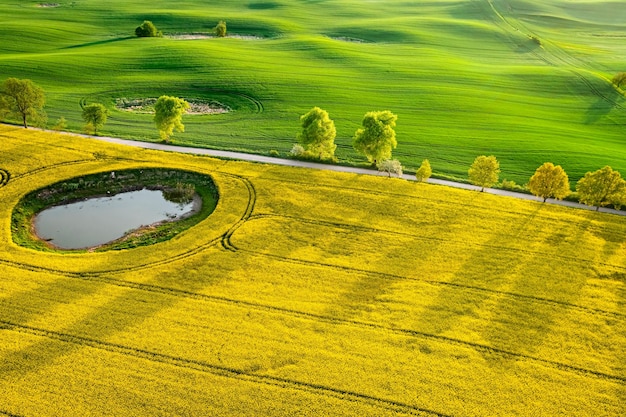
left=585, top=86, right=623, bottom=124
left=0, top=250, right=223, bottom=383
left=62, top=36, right=134, bottom=50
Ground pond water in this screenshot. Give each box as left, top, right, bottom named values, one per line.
left=34, top=189, right=199, bottom=249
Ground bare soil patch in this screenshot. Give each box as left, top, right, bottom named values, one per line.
left=115, top=98, right=230, bottom=115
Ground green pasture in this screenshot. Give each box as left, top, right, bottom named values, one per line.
left=0, top=0, right=625, bottom=183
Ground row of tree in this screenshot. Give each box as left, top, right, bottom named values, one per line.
left=293, top=107, right=398, bottom=165
left=0, top=77, right=189, bottom=141
left=466, top=155, right=626, bottom=211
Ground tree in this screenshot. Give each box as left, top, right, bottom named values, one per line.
left=82, top=103, right=108, bottom=134
left=612, top=72, right=626, bottom=89
left=468, top=155, right=500, bottom=191
left=415, top=159, right=432, bottom=182
left=576, top=166, right=626, bottom=211
left=528, top=162, right=570, bottom=202
left=377, top=159, right=403, bottom=177
left=135, top=20, right=161, bottom=37
left=297, top=107, right=337, bottom=160
left=353, top=110, right=398, bottom=165
left=215, top=21, right=227, bottom=37
left=154, top=96, right=190, bottom=142
left=52, top=116, right=67, bottom=131
left=0, top=78, right=45, bottom=128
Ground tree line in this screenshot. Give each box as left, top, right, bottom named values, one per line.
left=2, top=78, right=625, bottom=212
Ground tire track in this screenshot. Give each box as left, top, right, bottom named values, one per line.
left=245, top=213, right=626, bottom=277
left=0, top=321, right=447, bottom=417
left=0, top=253, right=622, bottom=383
left=0, top=169, right=10, bottom=187
left=0, top=411, right=24, bottom=417
left=235, top=246, right=626, bottom=321
left=483, top=0, right=623, bottom=109
left=219, top=174, right=256, bottom=252
left=11, top=160, right=97, bottom=181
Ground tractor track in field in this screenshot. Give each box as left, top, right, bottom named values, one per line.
left=484, top=0, right=624, bottom=110
left=219, top=174, right=256, bottom=252
left=0, top=321, right=449, bottom=417
left=243, top=213, right=626, bottom=279
left=234, top=246, right=625, bottom=321
left=0, top=169, right=10, bottom=188
left=1, top=281, right=624, bottom=387
left=0, top=410, right=24, bottom=417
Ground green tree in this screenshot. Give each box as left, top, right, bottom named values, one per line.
left=0, top=78, right=45, bottom=128
left=135, top=20, right=161, bottom=37
left=297, top=107, right=337, bottom=160
left=353, top=110, right=398, bottom=165
left=82, top=103, right=108, bottom=134
left=377, top=159, right=403, bottom=177
left=612, top=72, right=626, bottom=89
left=576, top=166, right=626, bottom=211
left=52, top=116, right=68, bottom=131
left=468, top=155, right=500, bottom=192
left=154, top=96, right=190, bottom=142
left=528, top=162, right=570, bottom=202
left=415, top=159, right=432, bottom=182
left=215, top=21, right=227, bottom=37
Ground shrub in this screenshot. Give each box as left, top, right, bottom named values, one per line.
left=215, top=21, right=227, bottom=37
left=269, top=150, right=280, bottom=157
left=135, top=20, right=161, bottom=38
left=52, top=116, right=67, bottom=131
left=289, top=144, right=305, bottom=157
left=612, top=72, right=626, bottom=89
left=415, top=159, right=432, bottom=182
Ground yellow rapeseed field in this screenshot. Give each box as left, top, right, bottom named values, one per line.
left=0, top=125, right=624, bottom=416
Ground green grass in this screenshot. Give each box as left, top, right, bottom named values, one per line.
left=0, top=125, right=624, bottom=416
left=0, top=0, right=625, bottom=184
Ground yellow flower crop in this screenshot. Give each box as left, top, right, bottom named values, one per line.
left=0, top=125, right=624, bottom=416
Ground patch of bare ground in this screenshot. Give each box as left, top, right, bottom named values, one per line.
left=115, top=98, right=230, bottom=115
left=166, top=34, right=265, bottom=40
left=38, top=3, right=60, bottom=7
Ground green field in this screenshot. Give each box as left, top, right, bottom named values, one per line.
left=1, top=0, right=625, bottom=183
left=0, top=125, right=625, bottom=416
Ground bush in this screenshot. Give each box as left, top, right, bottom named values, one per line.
left=269, top=150, right=280, bottom=157
left=415, top=159, right=432, bottom=182
left=136, top=20, right=161, bottom=37
left=52, top=116, right=67, bottom=131
left=215, top=20, right=227, bottom=37
left=612, top=72, right=626, bottom=89
left=289, top=144, right=305, bottom=157
left=377, top=159, right=403, bottom=177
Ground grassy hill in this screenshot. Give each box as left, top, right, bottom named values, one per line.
left=0, top=125, right=624, bottom=416
left=0, top=0, right=625, bottom=183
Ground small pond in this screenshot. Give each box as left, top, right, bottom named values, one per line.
left=34, top=188, right=200, bottom=249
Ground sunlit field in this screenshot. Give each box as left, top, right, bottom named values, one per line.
left=0, top=125, right=624, bottom=416
left=0, top=0, right=625, bottom=183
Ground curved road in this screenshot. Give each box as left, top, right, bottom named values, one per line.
left=69, top=132, right=624, bottom=217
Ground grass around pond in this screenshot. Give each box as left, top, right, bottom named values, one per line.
left=0, top=0, right=625, bottom=184
left=0, top=125, right=624, bottom=416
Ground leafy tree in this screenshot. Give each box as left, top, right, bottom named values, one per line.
left=82, top=103, right=108, bottom=134
left=612, top=72, right=626, bottom=89
left=52, top=116, right=67, bottom=131
left=576, top=166, right=626, bottom=211
left=297, top=106, right=337, bottom=160
left=215, top=21, right=227, bottom=37
left=154, top=96, right=190, bottom=142
left=468, top=155, right=500, bottom=191
left=0, top=78, right=45, bottom=128
left=528, top=162, right=570, bottom=202
left=377, top=159, right=403, bottom=177
left=415, top=159, right=432, bottom=182
left=353, top=110, right=398, bottom=165
left=135, top=20, right=161, bottom=37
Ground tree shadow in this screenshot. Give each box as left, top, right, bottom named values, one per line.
left=62, top=36, right=134, bottom=50
left=585, top=85, right=624, bottom=124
